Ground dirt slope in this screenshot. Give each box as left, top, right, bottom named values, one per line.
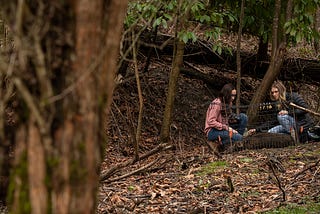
left=99, top=61, right=320, bottom=213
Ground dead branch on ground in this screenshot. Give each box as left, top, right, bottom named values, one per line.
left=103, top=157, right=161, bottom=183
left=100, top=143, right=173, bottom=181
left=267, top=156, right=286, bottom=201
left=294, top=159, right=320, bottom=179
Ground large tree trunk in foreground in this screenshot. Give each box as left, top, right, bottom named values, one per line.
left=0, top=0, right=127, bottom=213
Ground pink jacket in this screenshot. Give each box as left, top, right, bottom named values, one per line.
left=204, top=98, right=229, bottom=136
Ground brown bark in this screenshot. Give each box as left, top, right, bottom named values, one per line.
left=52, top=120, right=73, bottom=214
left=160, top=0, right=189, bottom=144
left=11, top=126, right=28, bottom=213
left=27, top=117, right=47, bottom=214
left=1, top=0, right=128, bottom=213
left=160, top=39, right=185, bottom=143
left=257, top=37, right=269, bottom=62
left=68, top=1, right=103, bottom=211
left=284, top=0, right=293, bottom=44
left=315, top=7, right=320, bottom=53
left=53, top=0, right=128, bottom=213
left=247, top=0, right=285, bottom=124
left=236, top=0, right=245, bottom=114
left=133, top=33, right=143, bottom=160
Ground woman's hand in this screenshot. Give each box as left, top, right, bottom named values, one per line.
left=228, top=127, right=238, bottom=134
left=248, top=129, right=256, bottom=135
left=278, top=110, right=288, bottom=115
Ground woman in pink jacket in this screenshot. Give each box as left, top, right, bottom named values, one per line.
left=204, top=83, right=247, bottom=146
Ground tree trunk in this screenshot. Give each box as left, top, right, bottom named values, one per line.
left=133, top=33, right=143, bottom=160
left=51, top=1, right=104, bottom=212
left=160, top=0, right=188, bottom=144
left=1, top=0, right=127, bottom=213
left=257, top=37, right=269, bottom=62
left=235, top=0, right=245, bottom=114
left=314, top=7, right=320, bottom=53
left=247, top=0, right=284, bottom=124
left=160, top=39, right=185, bottom=143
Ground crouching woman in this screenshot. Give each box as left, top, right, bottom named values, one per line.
left=204, top=83, right=248, bottom=146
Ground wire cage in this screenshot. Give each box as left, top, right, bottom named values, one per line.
left=225, top=101, right=314, bottom=153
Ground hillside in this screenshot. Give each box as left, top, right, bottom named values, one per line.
left=98, top=55, right=320, bottom=213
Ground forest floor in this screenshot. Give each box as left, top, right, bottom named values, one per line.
left=97, top=56, right=320, bottom=214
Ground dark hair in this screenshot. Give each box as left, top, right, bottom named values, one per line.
left=218, top=83, right=235, bottom=104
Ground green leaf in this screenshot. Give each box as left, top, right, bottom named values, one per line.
left=163, top=14, right=173, bottom=21
left=290, top=28, right=296, bottom=36
left=182, top=33, right=188, bottom=43
left=217, top=46, right=222, bottom=55
left=152, top=17, right=162, bottom=28
left=296, top=32, right=302, bottom=42
left=190, top=32, right=197, bottom=42
left=285, top=26, right=291, bottom=34
left=162, top=19, right=168, bottom=29
left=262, top=33, right=268, bottom=43
left=212, top=45, right=217, bottom=52
left=200, top=15, right=210, bottom=23
left=167, top=2, right=174, bottom=10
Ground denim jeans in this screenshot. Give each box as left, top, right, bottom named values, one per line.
left=207, top=113, right=248, bottom=145
left=229, top=113, right=248, bottom=135
left=268, top=114, right=296, bottom=134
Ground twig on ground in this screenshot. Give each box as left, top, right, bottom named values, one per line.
left=104, top=157, right=160, bottom=183
left=267, top=157, right=286, bottom=201
left=100, top=143, right=173, bottom=181
left=294, top=159, right=320, bottom=179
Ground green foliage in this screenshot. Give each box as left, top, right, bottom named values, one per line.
left=240, top=157, right=253, bottom=163
left=195, top=178, right=212, bottom=192
left=125, top=0, right=175, bottom=28
left=178, top=30, right=197, bottom=43
left=197, top=160, right=227, bottom=176
left=261, top=202, right=320, bottom=214
left=126, top=0, right=320, bottom=56
left=284, top=0, right=320, bottom=44
left=125, top=0, right=236, bottom=53
left=127, top=185, right=135, bottom=191
left=212, top=44, right=222, bottom=55
left=240, top=190, right=260, bottom=198
left=204, top=27, right=221, bottom=40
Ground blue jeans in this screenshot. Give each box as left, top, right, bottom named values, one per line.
left=229, top=113, right=248, bottom=135
left=268, top=114, right=296, bottom=134
left=208, top=113, right=248, bottom=145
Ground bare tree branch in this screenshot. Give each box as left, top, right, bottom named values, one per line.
left=104, top=157, right=161, bottom=183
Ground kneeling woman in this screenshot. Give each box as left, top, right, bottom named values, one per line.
left=204, top=83, right=248, bottom=145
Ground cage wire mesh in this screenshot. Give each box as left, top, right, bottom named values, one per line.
left=225, top=100, right=313, bottom=153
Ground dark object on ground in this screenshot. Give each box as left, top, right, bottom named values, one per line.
left=308, top=126, right=320, bottom=141
left=243, top=132, right=295, bottom=149
left=207, top=132, right=295, bottom=154
left=225, top=132, right=295, bottom=152
left=206, top=140, right=223, bottom=158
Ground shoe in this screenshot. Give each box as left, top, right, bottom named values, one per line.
left=290, top=127, right=297, bottom=143
left=206, top=140, right=222, bottom=158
